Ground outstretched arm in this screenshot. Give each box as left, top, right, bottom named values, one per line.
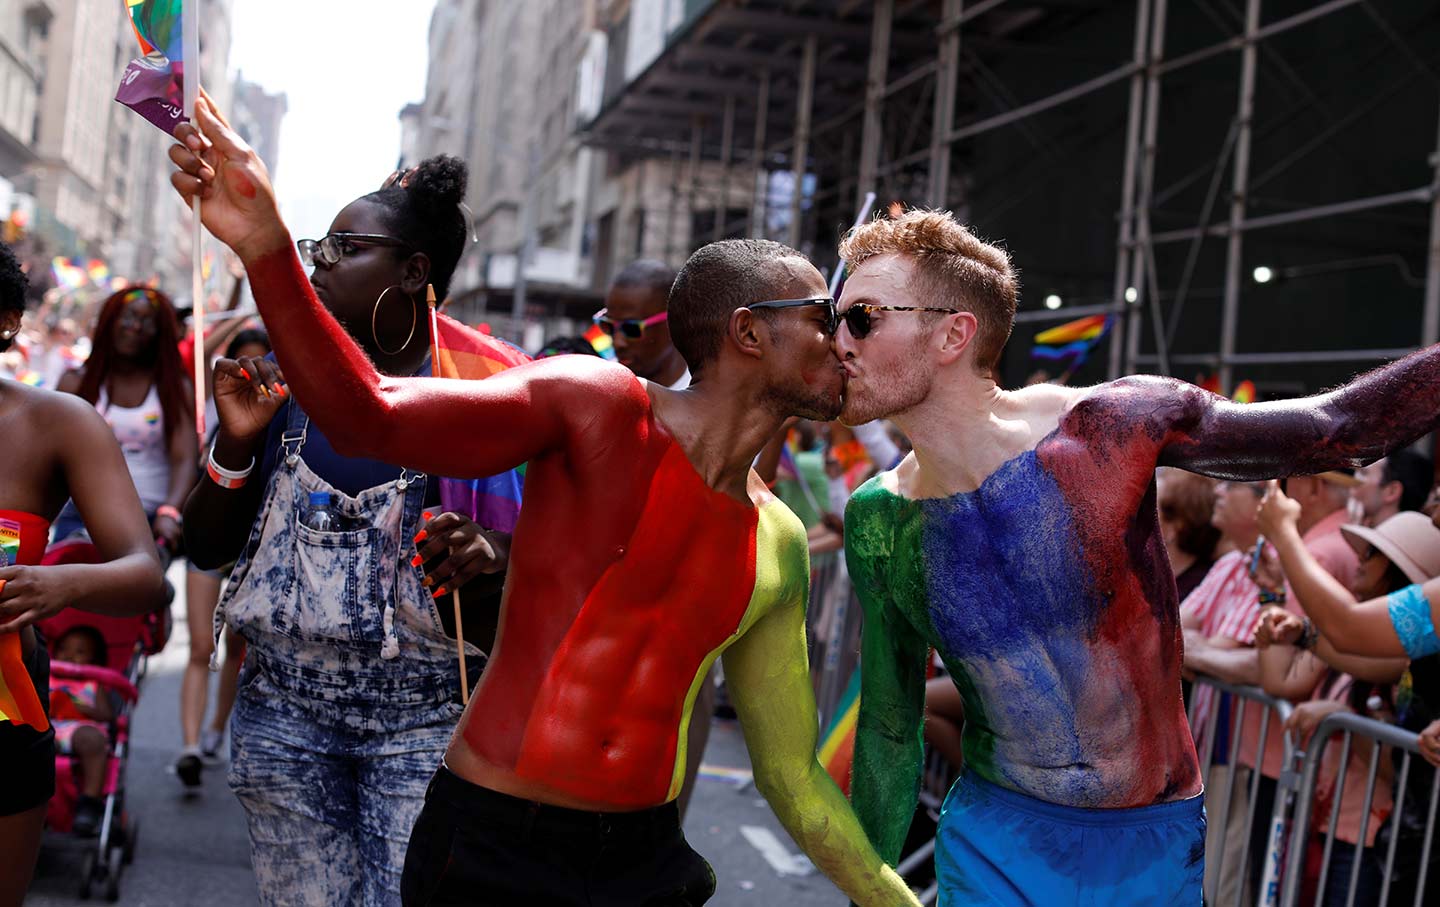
left=1089, top=347, right=1440, bottom=479
left=723, top=582, right=920, bottom=906
left=0, top=397, right=165, bottom=630
left=168, top=97, right=638, bottom=480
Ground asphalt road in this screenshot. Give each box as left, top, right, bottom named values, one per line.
left=26, top=566, right=850, bottom=906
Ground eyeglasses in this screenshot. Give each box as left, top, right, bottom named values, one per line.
left=593, top=308, right=668, bottom=340
left=746, top=297, right=839, bottom=336
left=297, top=233, right=412, bottom=268
left=838, top=303, right=961, bottom=340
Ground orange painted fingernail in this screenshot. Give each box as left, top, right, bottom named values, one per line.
left=422, top=511, right=434, bottom=521
left=413, top=530, right=428, bottom=544
left=410, top=554, right=423, bottom=567
left=239, top=367, right=251, bottom=380
left=432, top=586, right=447, bottom=599
left=272, top=382, right=285, bottom=396
left=421, top=576, right=434, bottom=588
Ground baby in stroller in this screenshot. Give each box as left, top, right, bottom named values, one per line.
left=49, top=625, right=113, bottom=836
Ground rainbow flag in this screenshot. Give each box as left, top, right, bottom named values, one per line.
left=583, top=323, right=616, bottom=360
left=1232, top=379, right=1257, bottom=404
left=1031, top=314, right=1113, bottom=368
left=115, top=0, right=188, bottom=134
left=817, top=666, right=861, bottom=795
left=51, top=257, right=88, bottom=292
left=0, top=520, right=47, bottom=731
left=431, top=312, right=531, bottom=532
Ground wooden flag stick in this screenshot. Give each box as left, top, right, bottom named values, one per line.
left=452, top=590, right=469, bottom=704
left=184, top=0, right=204, bottom=446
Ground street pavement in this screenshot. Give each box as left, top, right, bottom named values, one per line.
left=26, top=564, right=850, bottom=906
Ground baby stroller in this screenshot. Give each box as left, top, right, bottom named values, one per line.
left=38, top=536, right=170, bottom=901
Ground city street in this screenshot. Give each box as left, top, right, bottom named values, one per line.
left=26, top=564, right=848, bottom=906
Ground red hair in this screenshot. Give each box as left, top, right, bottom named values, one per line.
left=78, top=288, right=189, bottom=445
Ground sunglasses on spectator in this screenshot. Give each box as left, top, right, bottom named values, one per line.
left=593, top=309, right=668, bottom=339
left=838, top=303, right=962, bottom=340
left=297, top=233, right=412, bottom=268
left=746, top=297, right=839, bottom=335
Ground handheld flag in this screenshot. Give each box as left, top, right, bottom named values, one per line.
left=817, top=667, right=860, bottom=795
left=0, top=521, right=48, bottom=731
left=116, top=0, right=206, bottom=443
left=426, top=290, right=531, bottom=702
left=583, top=322, right=616, bottom=360
left=115, top=0, right=188, bottom=134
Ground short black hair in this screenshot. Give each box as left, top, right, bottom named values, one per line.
left=668, top=239, right=809, bottom=377
left=55, top=624, right=108, bottom=665
left=364, top=155, right=468, bottom=300
left=0, top=241, right=25, bottom=353
left=611, top=259, right=676, bottom=300
left=1383, top=448, right=1434, bottom=513
left=225, top=328, right=271, bottom=360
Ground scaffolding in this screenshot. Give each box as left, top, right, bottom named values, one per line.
left=581, top=0, right=1440, bottom=392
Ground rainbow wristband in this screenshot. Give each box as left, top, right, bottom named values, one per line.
left=207, top=446, right=255, bottom=491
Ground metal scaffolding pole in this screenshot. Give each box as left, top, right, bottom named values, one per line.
left=857, top=0, right=893, bottom=210
left=928, top=0, right=962, bottom=207
left=1219, top=0, right=1261, bottom=394
left=789, top=35, right=818, bottom=249
left=688, top=116, right=703, bottom=257
left=1124, top=0, right=1167, bottom=376
left=1422, top=108, right=1440, bottom=348
left=750, top=68, right=771, bottom=239
left=1109, top=0, right=1152, bottom=379
left=714, top=95, right=735, bottom=242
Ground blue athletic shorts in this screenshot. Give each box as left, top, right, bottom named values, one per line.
left=936, top=772, right=1205, bottom=906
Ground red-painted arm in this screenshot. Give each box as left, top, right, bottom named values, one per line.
left=1066, top=346, right=1440, bottom=481
left=242, top=245, right=645, bottom=479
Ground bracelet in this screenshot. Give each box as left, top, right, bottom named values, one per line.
left=1259, top=590, right=1288, bottom=605
left=156, top=504, right=183, bottom=523
left=207, top=445, right=255, bottom=490
left=1298, top=618, right=1319, bottom=651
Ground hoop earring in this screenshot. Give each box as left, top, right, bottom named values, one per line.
left=371, top=286, right=417, bottom=356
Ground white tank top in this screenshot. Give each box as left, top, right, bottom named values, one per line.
left=98, top=384, right=170, bottom=512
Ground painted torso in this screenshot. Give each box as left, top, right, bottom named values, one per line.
left=452, top=391, right=808, bottom=810
left=847, top=392, right=1200, bottom=809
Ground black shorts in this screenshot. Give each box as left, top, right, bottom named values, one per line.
left=401, top=767, right=716, bottom=907
left=0, top=630, right=54, bottom=816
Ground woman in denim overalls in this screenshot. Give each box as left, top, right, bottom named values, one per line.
left=182, top=157, right=511, bottom=906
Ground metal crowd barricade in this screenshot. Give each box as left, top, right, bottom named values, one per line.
left=1280, top=712, right=1437, bottom=907
left=807, top=550, right=864, bottom=730
left=1187, top=675, right=1300, bottom=907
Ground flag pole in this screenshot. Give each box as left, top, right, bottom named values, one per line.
left=183, top=0, right=204, bottom=447
left=427, top=284, right=469, bottom=705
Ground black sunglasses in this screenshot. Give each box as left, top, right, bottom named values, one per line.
left=746, top=297, right=839, bottom=335
left=297, top=233, right=412, bottom=268
left=838, top=303, right=961, bottom=339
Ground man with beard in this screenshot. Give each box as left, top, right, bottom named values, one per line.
left=832, top=208, right=1440, bottom=904
left=167, top=94, right=921, bottom=907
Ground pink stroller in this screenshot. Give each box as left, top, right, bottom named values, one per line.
left=39, top=537, right=169, bottom=901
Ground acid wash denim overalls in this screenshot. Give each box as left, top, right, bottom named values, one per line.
left=215, top=401, right=482, bottom=907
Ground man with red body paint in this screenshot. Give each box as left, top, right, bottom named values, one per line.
left=835, top=210, right=1440, bottom=905
left=167, top=99, right=920, bottom=906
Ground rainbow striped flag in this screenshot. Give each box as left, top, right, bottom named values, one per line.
left=115, top=0, right=188, bottom=134
left=817, top=666, right=861, bottom=796
left=1031, top=314, right=1113, bottom=368
left=1232, top=379, right=1257, bottom=404
left=431, top=313, right=530, bottom=532
left=0, top=521, right=46, bottom=731
left=583, top=323, right=616, bottom=360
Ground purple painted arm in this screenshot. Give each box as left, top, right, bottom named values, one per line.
left=1091, top=345, right=1440, bottom=480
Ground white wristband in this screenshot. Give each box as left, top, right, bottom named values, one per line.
left=208, top=445, right=255, bottom=480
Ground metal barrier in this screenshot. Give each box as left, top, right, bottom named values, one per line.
left=1280, top=712, right=1437, bottom=907
left=1187, top=675, right=1300, bottom=907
